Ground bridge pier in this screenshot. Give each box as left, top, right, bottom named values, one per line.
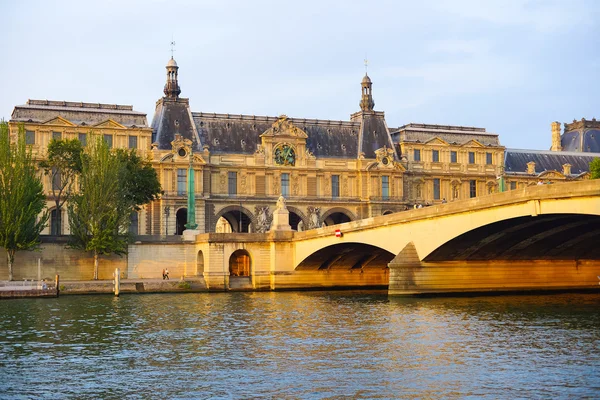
left=389, top=255, right=600, bottom=295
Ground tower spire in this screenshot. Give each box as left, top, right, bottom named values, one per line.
left=164, top=42, right=181, bottom=99
left=359, top=63, right=374, bottom=112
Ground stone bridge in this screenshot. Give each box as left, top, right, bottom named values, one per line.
left=127, top=180, right=600, bottom=295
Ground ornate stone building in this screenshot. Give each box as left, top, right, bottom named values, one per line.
left=149, top=57, right=405, bottom=235
left=9, top=100, right=152, bottom=235
left=13, top=56, right=595, bottom=236
left=503, top=119, right=598, bottom=188
left=391, top=123, right=505, bottom=202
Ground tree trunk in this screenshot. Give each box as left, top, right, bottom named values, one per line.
left=7, top=250, right=15, bottom=281
left=93, top=251, right=99, bottom=280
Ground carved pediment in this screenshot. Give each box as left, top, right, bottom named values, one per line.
left=538, top=170, right=565, bottom=179
left=171, top=133, right=193, bottom=152
left=94, top=119, right=126, bottom=129
left=424, top=137, right=449, bottom=146
left=461, top=139, right=485, bottom=148
left=260, top=115, right=308, bottom=139
left=42, top=116, right=76, bottom=127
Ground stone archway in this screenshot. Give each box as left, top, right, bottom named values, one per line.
left=287, top=206, right=308, bottom=231
left=175, top=208, right=187, bottom=235
left=229, top=249, right=251, bottom=276
left=321, top=207, right=356, bottom=227
left=197, top=250, right=204, bottom=276
left=214, top=205, right=257, bottom=233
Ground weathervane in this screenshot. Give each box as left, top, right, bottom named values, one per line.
left=364, top=57, right=368, bottom=74
left=170, top=38, right=176, bottom=59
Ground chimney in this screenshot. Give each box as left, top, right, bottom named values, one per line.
left=562, top=163, right=571, bottom=176
left=527, top=161, right=536, bottom=174
left=550, top=121, right=562, bottom=151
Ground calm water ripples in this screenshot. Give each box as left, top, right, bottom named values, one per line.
left=1, top=292, right=599, bottom=399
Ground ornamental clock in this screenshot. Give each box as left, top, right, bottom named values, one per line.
left=274, top=144, right=296, bottom=166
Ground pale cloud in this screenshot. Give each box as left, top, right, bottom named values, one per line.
left=382, top=57, right=526, bottom=108
left=426, top=39, right=491, bottom=55
left=435, top=0, right=593, bottom=33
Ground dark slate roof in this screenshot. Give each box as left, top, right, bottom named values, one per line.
left=11, top=99, right=148, bottom=127
left=359, top=112, right=395, bottom=158
left=392, top=123, right=501, bottom=147
left=194, top=113, right=273, bottom=154
left=504, top=148, right=599, bottom=176
left=190, top=112, right=394, bottom=159
left=561, top=129, right=600, bottom=153
left=151, top=98, right=201, bottom=150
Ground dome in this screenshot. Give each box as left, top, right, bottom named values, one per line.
left=361, top=74, right=372, bottom=84
left=561, top=119, right=600, bottom=153
left=167, top=57, right=178, bottom=68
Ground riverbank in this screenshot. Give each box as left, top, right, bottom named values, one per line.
left=0, top=278, right=210, bottom=299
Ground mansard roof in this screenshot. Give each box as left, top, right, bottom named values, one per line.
left=392, top=123, right=501, bottom=147
left=560, top=118, right=600, bottom=153
left=11, top=99, right=148, bottom=127
left=504, top=148, right=599, bottom=176
left=191, top=112, right=364, bottom=158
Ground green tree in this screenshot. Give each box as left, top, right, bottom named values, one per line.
left=0, top=122, right=48, bottom=281
left=115, top=148, right=162, bottom=212
left=68, top=137, right=162, bottom=280
left=68, top=136, right=128, bottom=280
left=39, top=138, right=83, bottom=235
left=590, top=158, right=600, bottom=179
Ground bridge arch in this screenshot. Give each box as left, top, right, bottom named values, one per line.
left=321, top=207, right=356, bottom=226
left=296, top=242, right=395, bottom=271
left=214, top=205, right=257, bottom=233
left=293, top=182, right=600, bottom=268
left=425, top=213, right=600, bottom=262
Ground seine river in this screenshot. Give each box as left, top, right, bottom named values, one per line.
left=1, top=292, right=599, bottom=399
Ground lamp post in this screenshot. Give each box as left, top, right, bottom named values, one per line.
left=164, top=206, right=170, bottom=235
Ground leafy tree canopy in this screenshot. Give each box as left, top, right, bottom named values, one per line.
left=0, top=122, right=48, bottom=280
left=591, top=158, right=600, bottom=179
left=115, top=148, right=162, bottom=212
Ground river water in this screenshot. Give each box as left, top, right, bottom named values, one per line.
left=1, top=291, right=599, bottom=399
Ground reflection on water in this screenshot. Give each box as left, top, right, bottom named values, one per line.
left=1, top=292, right=599, bottom=399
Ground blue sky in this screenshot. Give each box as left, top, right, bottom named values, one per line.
left=2, top=0, right=598, bottom=150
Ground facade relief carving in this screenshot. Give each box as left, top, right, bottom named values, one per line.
left=307, top=206, right=321, bottom=229
left=292, top=175, right=299, bottom=196
left=240, top=174, right=247, bottom=194
left=219, top=174, right=226, bottom=193
left=255, top=205, right=272, bottom=233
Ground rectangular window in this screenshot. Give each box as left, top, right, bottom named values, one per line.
left=52, top=131, right=61, bottom=140
left=468, top=152, right=475, bottom=164
left=331, top=175, right=340, bottom=198
left=450, top=151, right=457, bottom=163
left=128, top=135, right=138, bottom=149
left=78, top=133, right=87, bottom=146
left=25, top=130, right=35, bottom=145
left=433, top=178, right=440, bottom=200
left=281, top=173, right=290, bottom=197
left=510, top=181, right=517, bottom=190
left=382, top=176, right=389, bottom=200
left=486, top=152, right=493, bottom=165
left=469, top=180, right=477, bottom=198
left=432, top=150, right=439, bottom=162
left=103, top=134, right=113, bottom=148
left=413, top=149, right=421, bottom=162
left=177, top=169, right=186, bottom=195
left=228, top=171, right=237, bottom=195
